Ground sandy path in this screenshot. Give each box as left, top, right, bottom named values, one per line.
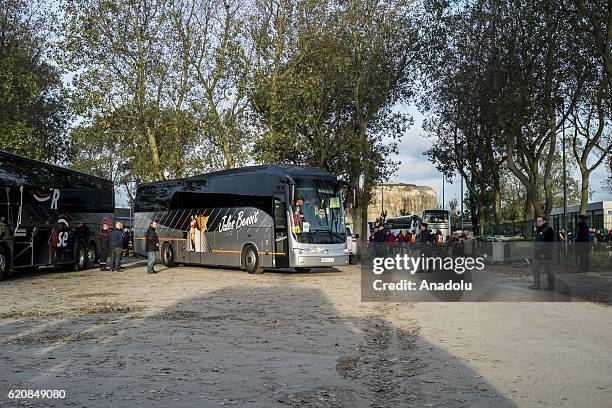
left=0, top=262, right=610, bottom=407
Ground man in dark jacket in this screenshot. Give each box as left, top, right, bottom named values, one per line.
left=531, top=216, right=555, bottom=290
left=417, top=223, right=435, bottom=243
left=372, top=224, right=387, bottom=257
left=417, top=223, right=435, bottom=272
left=575, top=215, right=591, bottom=273
left=98, top=223, right=111, bottom=271
left=145, top=222, right=160, bottom=274
left=110, top=222, right=124, bottom=271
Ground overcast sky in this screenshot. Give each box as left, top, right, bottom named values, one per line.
left=390, top=105, right=612, bottom=209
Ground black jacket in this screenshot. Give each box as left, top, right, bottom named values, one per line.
left=535, top=222, right=554, bottom=259
left=575, top=221, right=590, bottom=243
left=418, top=229, right=434, bottom=243
left=98, top=229, right=111, bottom=259
left=145, top=227, right=159, bottom=252
left=373, top=229, right=387, bottom=243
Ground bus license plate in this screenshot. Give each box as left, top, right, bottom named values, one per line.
left=321, top=257, right=334, bottom=263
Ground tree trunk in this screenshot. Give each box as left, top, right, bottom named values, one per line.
left=350, top=171, right=365, bottom=244
left=524, top=190, right=535, bottom=221
left=145, top=125, right=163, bottom=180
left=543, top=113, right=557, bottom=217
left=222, top=137, right=235, bottom=169
left=579, top=168, right=590, bottom=216
left=477, top=203, right=486, bottom=236
left=493, top=173, right=503, bottom=224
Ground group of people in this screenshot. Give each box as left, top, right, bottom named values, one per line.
left=369, top=222, right=452, bottom=245
left=98, top=221, right=159, bottom=274
left=98, top=222, right=133, bottom=272
left=530, top=214, right=599, bottom=291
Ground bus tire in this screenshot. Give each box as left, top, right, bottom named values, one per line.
left=295, top=267, right=311, bottom=273
left=0, top=246, right=8, bottom=281
left=87, top=242, right=97, bottom=269
left=243, top=245, right=263, bottom=274
left=162, top=242, right=176, bottom=267
left=74, top=242, right=87, bottom=271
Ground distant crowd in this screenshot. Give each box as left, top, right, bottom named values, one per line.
left=368, top=222, right=473, bottom=245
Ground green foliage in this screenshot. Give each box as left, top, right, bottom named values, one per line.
left=0, top=0, right=69, bottom=162
left=250, top=0, right=419, bottom=239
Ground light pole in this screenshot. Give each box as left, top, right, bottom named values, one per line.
left=563, top=103, right=568, bottom=254
left=381, top=185, right=384, bottom=218
left=460, top=175, right=464, bottom=230
left=442, top=173, right=445, bottom=210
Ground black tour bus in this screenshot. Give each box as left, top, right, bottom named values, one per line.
left=133, top=165, right=355, bottom=273
left=0, top=151, right=114, bottom=279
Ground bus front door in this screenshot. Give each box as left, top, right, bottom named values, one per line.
left=273, top=198, right=289, bottom=268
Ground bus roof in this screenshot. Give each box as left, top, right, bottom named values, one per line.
left=0, top=150, right=112, bottom=187
left=140, top=164, right=339, bottom=187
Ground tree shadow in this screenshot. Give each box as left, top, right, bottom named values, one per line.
left=0, top=286, right=516, bottom=407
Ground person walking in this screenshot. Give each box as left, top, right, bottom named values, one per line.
left=98, top=223, right=111, bottom=271
left=575, top=215, right=591, bottom=273
left=531, top=216, right=555, bottom=290
left=145, top=222, right=160, bottom=274
left=110, top=222, right=124, bottom=272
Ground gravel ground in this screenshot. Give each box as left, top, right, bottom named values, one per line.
left=0, top=260, right=611, bottom=407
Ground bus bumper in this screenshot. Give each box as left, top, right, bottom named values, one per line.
left=293, top=254, right=350, bottom=268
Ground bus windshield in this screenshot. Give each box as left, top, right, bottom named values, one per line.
left=293, top=178, right=346, bottom=244
left=422, top=210, right=449, bottom=223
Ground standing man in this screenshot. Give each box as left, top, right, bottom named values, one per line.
left=98, top=223, right=111, bottom=271
left=418, top=223, right=435, bottom=272
left=575, top=215, right=591, bottom=273
left=372, top=224, right=387, bottom=257
left=110, top=222, right=124, bottom=272
left=145, top=221, right=160, bottom=274
left=531, top=216, right=555, bottom=290
left=417, top=223, right=434, bottom=243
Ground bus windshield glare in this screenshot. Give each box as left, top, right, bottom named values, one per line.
left=293, top=178, right=346, bottom=244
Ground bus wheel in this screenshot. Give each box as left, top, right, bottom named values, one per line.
left=243, top=245, right=263, bottom=274
left=74, top=243, right=87, bottom=271
left=87, top=242, right=97, bottom=269
left=162, top=243, right=176, bottom=267
left=0, top=246, right=8, bottom=281
left=295, top=267, right=311, bottom=273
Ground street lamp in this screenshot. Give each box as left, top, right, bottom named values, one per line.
left=442, top=173, right=445, bottom=210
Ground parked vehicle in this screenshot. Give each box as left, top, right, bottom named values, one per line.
left=0, top=150, right=114, bottom=280
left=134, top=165, right=357, bottom=273
left=385, top=214, right=420, bottom=235
left=346, top=224, right=358, bottom=263
left=421, top=209, right=451, bottom=238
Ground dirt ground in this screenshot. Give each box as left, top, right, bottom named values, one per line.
left=1, top=260, right=611, bottom=407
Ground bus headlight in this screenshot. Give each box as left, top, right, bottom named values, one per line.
left=343, top=248, right=349, bottom=254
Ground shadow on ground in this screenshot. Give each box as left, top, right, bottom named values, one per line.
left=0, top=283, right=515, bottom=407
